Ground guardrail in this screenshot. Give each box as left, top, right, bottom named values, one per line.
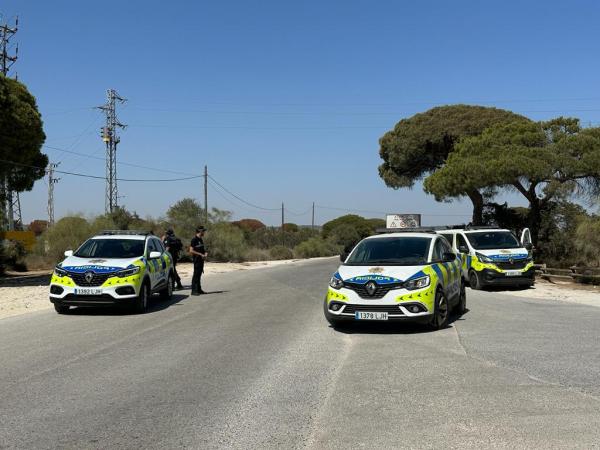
left=535, top=264, right=600, bottom=284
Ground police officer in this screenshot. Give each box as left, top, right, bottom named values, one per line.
left=189, top=226, right=208, bottom=295
left=163, top=229, right=184, bottom=290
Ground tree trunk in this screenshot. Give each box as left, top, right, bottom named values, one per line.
left=467, top=189, right=484, bottom=225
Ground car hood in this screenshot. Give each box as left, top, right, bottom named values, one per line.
left=336, top=265, right=426, bottom=284
left=475, top=248, right=529, bottom=261
left=59, top=256, right=142, bottom=273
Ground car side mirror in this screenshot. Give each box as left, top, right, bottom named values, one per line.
left=442, top=252, right=456, bottom=263
left=149, top=251, right=162, bottom=259
left=458, top=245, right=469, bottom=254
left=64, top=250, right=73, bottom=257
left=524, top=243, right=533, bottom=251
left=340, top=252, right=348, bottom=263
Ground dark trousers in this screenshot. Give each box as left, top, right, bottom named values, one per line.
left=191, top=258, right=204, bottom=293
left=172, top=258, right=182, bottom=286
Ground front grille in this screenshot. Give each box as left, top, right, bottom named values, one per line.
left=342, top=304, right=404, bottom=314
left=343, top=282, right=403, bottom=299
left=67, top=272, right=112, bottom=287
left=495, top=260, right=528, bottom=270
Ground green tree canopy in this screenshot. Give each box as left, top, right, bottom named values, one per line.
left=0, top=75, right=47, bottom=199
left=378, top=104, right=529, bottom=224
left=322, top=214, right=381, bottom=239
left=424, top=118, right=600, bottom=243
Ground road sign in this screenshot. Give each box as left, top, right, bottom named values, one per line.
left=386, top=214, right=421, bottom=229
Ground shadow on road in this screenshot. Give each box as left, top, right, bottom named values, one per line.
left=0, top=273, right=52, bottom=287
left=331, top=309, right=469, bottom=335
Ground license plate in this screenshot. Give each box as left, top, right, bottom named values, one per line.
left=355, top=311, right=388, bottom=321
left=74, top=288, right=103, bottom=295
left=505, top=270, right=522, bottom=277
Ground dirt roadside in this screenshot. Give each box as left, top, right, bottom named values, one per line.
left=0, top=258, right=325, bottom=320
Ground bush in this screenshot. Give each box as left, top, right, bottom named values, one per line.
left=294, top=237, right=340, bottom=258
left=329, top=224, right=361, bottom=252
left=243, top=247, right=271, bottom=261
left=574, top=216, right=600, bottom=267
left=283, top=223, right=299, bottom=233
left=39, top=216, right=92, bottom=263
left=322, top=214, right=380, bottom=240
left=204, top=222, right=247, bottom=262
left=269, top=245, right=294, bottom=260
left=233, top=219, right=266, bottom=232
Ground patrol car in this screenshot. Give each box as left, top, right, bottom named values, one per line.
left=324, top=230, right=466, bottom=329
left=436, top=227, right=534, bottom=289
left=49, top=231, right=174, bottom=314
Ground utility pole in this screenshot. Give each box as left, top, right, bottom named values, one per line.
left=312, top=202, right=315, bottom=232
left=98, top=89, right=126, bottom=214
left=204, top=165, right=208, bottom=224
left=1, top=15, right=22, bottom=231
left=281, top=202, right=285, bottom=246
left=47, top=163, right=60, bottom=227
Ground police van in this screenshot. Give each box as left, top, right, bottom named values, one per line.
left=49, top=231, right=174, bottom=314
left=436, top=227, right=534, bottom=289
left=324, top=229, right=466, bottom=330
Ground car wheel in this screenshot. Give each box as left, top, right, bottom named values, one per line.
left=429, top=289, right=449, bottom=330
left=134, top=282, right=150, bottom=314
left=161, top=274, right=173, bottom=300
left=469, top=270, right=482, bottom=290
left=54, top=303, right=70, bottom=314
left=456, top=281, right=467, bottom=315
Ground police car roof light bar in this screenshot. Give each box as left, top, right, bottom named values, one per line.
left=376, top=227, right=438, bottom=234
left=99, top=230, right=154, bottom=236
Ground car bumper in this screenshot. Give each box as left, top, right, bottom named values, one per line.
left=49, top=283, right=139, bottom=307
left=479, top=268, right=535, bottom=286
left=325, top=300, right=433, bottom=322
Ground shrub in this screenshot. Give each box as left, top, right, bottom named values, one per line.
left=39, top=216, right=92, bottom=263
left=283, top=223, right=299, bottom=233
left=204, top=222, right=247, bottom=262
left=243, top=247, right=271, bottom=261
left=294, top=237, right=340, bottom=259
left=322, top=214, right=379, bottom=239
left=233, top=219, right=266, bottom=232
left=574, top=216, right=600, bottom=267
left=329, top=224, right=361, bottom=252
left=269, top=245, right=294, bottom=260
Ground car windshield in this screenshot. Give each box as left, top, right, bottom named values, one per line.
left=345, top=237, right=431, bottom=266
left=74, top=239, right=145, bottom=259
left=465, top=231, right=521, bottom=250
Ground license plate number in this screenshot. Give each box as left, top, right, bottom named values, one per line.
left=355, top=311, right=388, bottom=321
left=74, top=288, right=103, bottom=295
left=505, top=270, right=521, bottom=277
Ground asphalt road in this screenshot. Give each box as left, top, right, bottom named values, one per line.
left=1, top=258, right=600, bottom=449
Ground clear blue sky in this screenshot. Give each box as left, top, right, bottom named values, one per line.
left=3, top=0, right=600, bottom=226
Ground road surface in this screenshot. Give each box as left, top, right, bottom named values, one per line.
left=1, top=258, right=600, bottom=449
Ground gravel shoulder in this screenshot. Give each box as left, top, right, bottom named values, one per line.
left=0, top=258, right=331, bottom=320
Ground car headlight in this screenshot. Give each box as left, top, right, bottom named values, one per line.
left=329, top=273, right=344, bottom=290
left=476, top=252, right=494, bottom=264
left=54, top=266, right=68, bottom=277
left=404, top=275, right=430, bottom=291
left=116, top=266, right=141, bottom=278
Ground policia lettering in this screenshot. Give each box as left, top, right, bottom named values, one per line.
left=189, top=226, right=207, bottom=295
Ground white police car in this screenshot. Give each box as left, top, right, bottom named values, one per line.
left=436, top=227, right=534, bottom=289
left=324, top=231, right=466, bottom=329
left=49, top=231, right=174, bottom=314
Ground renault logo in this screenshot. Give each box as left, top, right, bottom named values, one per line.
left=508, top=258, right=514, bottom=265
left=84, top=271, right=94, bottom=283
left=365, top=281, right=377, bottom=296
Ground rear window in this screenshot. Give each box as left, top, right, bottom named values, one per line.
left=345, top=237, right=432, bottom=266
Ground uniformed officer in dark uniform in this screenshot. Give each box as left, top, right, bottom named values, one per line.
left=163, top=229, right=184, bottom=290
left=189, top=226, right=208, bottom=295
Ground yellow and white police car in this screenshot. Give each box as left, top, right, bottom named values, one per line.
left=324, top=230, right=465, bottom=329
left=436, top=227, right=534, bottom=289
left=49, top=231, right=174, bottom=314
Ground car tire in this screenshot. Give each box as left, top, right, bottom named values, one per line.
left=429, top=289, right=449, bottom=330
left=456, top=280, right=467, bottom=315
left=134, top=282, right=150, bottom=314
left=469, top=270, right=482, bottom=290
left=160, top=273, right=173, bottom=300
left=54, top=303, right=70, bottom=314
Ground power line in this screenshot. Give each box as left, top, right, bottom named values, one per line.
left=207, top=175, right=281, bottom=211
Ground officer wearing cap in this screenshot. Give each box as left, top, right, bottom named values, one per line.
left=163, top=229, right=184, bottom=290
left=189, top=226, right=208, bottom=295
